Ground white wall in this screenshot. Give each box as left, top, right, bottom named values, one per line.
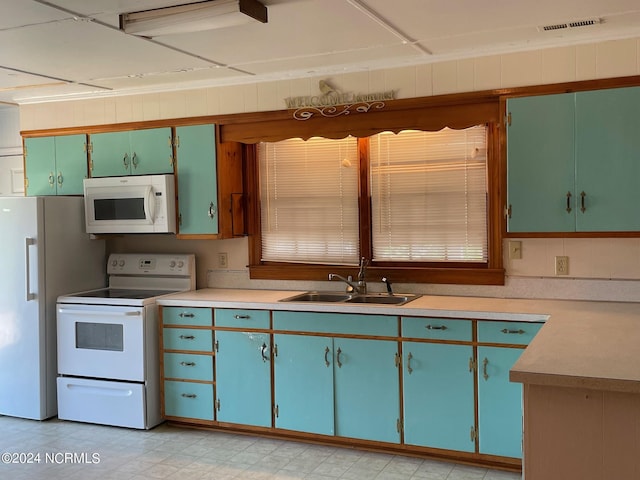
left=19, top=37, right=640, bottom=301
left=0, top=106, right=24, bottom=196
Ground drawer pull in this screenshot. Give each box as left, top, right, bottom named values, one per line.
left=426, top=325, right=448, bottom=330
left=179, top=312, right=195, bottom=318
left=234, top=314, right=251, bottom=319
left=179, top=335, right=195, bottom=340
left=336, top=347, right=343, bottom=368
left=180, top=361, right=196, bottom=367
left=501, top=328, right=525, bottom=335
left=407, top=352, right=413, bottom=374
left=324, top=346, right=330, bottom=367
left=181, top=393, right=197, bottom=399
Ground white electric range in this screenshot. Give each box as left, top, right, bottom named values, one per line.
left=56, top=253, right=195, bottom=429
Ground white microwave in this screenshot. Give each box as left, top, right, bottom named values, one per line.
left=83, top=174, right=176, bottom=234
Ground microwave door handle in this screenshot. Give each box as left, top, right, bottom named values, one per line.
left=144, top=186, right=155, bottom=223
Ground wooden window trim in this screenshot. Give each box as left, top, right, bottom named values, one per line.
left=245, top=97, right=505, bottom=286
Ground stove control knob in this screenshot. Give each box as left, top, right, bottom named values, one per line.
left=169, top=261, right=176, bottom=268
left=119, top=260, right=125, bottom=267
left=111, top=259, right=118, bottom=267
left=177, top=261, right=184, bottom=268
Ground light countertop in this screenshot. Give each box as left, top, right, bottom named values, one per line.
left=158, top=288, right=640, bottom=394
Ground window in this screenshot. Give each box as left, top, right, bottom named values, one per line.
left=258, top=126, right=489, bottom=269
left=258, top=136, right=360, bottom=265
left=370, top=127, right=488, bottom=263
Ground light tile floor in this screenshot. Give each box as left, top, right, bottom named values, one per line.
left=0, top=416, right=522, bottom=480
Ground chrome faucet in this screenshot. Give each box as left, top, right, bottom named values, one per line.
left=329, top=257, right=369, bottom=294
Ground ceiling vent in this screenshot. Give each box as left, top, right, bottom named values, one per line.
left=538, top=17, right=603, bottom=32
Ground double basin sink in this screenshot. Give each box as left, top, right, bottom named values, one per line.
left=280, top=291, right=420, bottom=306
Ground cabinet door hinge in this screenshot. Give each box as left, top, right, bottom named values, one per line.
left=272, top=344, right=278, bottom=357
left=468, top=357, right=477, bottom=373
left=394, top=352, right=401, bottom=368
left=214, top=340, right=219, bottom=353
left=274, top=405, right=279, bottom=418
left=470, top=426, right=478, bottom=442
left=174, top=136, right=180, bottom=148
left=506, top=112, right=512, bottom=127
left=215, top=399, right=221, bottom=411
left=504, top=204, right=512, bottom=219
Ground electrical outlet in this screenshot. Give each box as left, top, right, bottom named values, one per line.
left=555, top=256, right=569, bottom=275
left=217, top=252, right=228, bottom=269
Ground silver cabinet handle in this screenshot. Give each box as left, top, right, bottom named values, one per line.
left=57, top=171, right=63, bottom=186
left=179, top=312, right=195, bottom=318
left=48, top=172, right=54, bottom=186
left=324, top=347, right=330, bottom=367
left=132, top=152, right=138, bottom=168
left=234, top=314, right=250, bottom=319
left=407, top=352, right=413, bottom=374
left=208, top=202, right=216, bottom=219
left=123, top=153, right=129, bottom=169
left=566, top=191, right=572, bottom=213
left=336, top=348, right=343, bottom=368
left=260, top=343, right=269, bottom=363
left=482, top=357, right=489, bottom=380
left=501, top=328, right=525, bottom=334
left=179, top=335, right=195, bottom=340
left=426, top=325, right=448, bottom=330
left=580, top=191, right=587, bottom=213
left=181, top=393, right=197, bottom=399
left=179, top=361, right=196, bottom=367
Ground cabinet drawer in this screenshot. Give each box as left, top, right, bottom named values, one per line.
left=163, top=328, right=213, bottom=352
left=164, top=381, right=214, bottom=421
left=401, top=317, right=472, bottom=341
left=162, top=307, right=212, bottom=326
left=164, top=353, right=213, bottom=381
left=215, top=309, right=270, bottom=329
left=477, top=321, right=542, bottom=345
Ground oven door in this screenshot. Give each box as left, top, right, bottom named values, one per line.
left=57, top=303, right=145, bottom=381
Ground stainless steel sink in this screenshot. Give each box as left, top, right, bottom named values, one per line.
left=345, top=293, right=419, bottom=305
left=279, top=291, right=419, bottom=305
left=279, top=291, right=354, bottom=303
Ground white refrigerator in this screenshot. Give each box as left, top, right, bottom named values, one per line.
left=0, top=196, right=105, bottom=420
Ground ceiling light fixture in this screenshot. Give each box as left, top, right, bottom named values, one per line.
left=119, top=0, right=267, bottom=37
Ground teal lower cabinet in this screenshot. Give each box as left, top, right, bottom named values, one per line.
left=402, top=341, right=475, bottom=452
left=273, top=334, right=334, bottom=435
left=477, top=346, right=526, bottom=458
left=215, top=330, right=272, bottom=427
left=333, top=338, right=400, bottom=443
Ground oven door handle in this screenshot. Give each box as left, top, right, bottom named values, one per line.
left=57, top=308, right=142, bottom=317
left=144, top=186, right=155, bottom=224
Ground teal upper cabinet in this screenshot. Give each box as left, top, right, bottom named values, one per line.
left=25, top=134, right=88, bottom=196
left=89, top=127, right=173, bottom=177
left=507, top=86, right=640, bottom=233
left=175, top=125, right=218, bottom=235
left=507, top=93, right=575, bottom=232
left=575, top=87, right=640, bottom=231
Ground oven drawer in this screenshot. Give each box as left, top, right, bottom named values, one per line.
left=164, top=353, right=213, bottom=381
left=163, top=307, right=213, bottom=327
left=215, top=309, right=270, bottom=329
left=164, top=381, right=214, bottom=421
left=57, top=377, right=147, bottom=429
left=163, top=328, right=213, bottom=352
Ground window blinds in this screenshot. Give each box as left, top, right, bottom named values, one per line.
left=369, top=127, right=488, bottom=262
left=258, top=136, right=360, bottom=265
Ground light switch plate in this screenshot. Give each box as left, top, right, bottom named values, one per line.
left=508, top=240, right=522, bottom=259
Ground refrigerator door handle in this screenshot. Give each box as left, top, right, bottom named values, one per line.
left=25, top=237, right=36, bottom=301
